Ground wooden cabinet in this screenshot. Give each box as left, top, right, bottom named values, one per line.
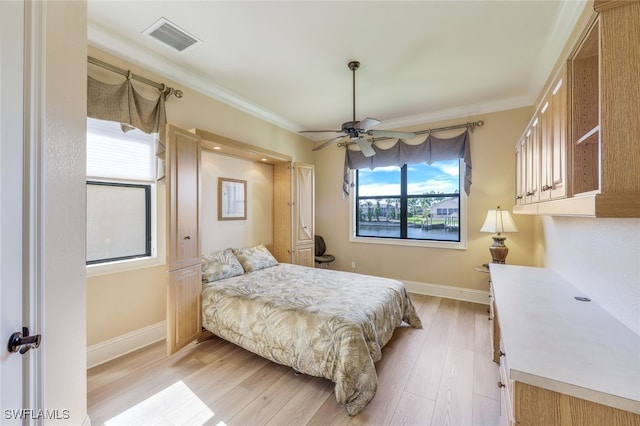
left=166, top=125, right=202, bottom=355
left=541, top=69, right=568, bottom=201
left=272, top=162, right=293, bottom=263
left=293, top=163, right=314, bottom=267
left=570, top=18, right=600, bottom=196
left=166, top=264, right=201, bottom=355
left=167, top=126, right=201, bottom=271
left=514, top=1, right=640, bottom=217
left=273, top=162, right=315, bottom=267
left=515, top=68, right=567, bottom=208
left=515, top=69, right=568, bottom=208
left=490, top=264, right=640, bottom=426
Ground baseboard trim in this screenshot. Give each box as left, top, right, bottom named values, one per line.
left=87, top=321, right=166, bottom=369
left=403, top=280, right=490, bottom=305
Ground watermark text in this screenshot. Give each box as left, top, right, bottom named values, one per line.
left=4, top=409, right=70, bottom=421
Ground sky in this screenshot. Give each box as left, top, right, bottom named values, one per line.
left=357, top=159, right=461, bottom=197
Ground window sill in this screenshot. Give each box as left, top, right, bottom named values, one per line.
left=349, top=235, right=467, bottom=250
left=86, top=256, right=166, bottom=277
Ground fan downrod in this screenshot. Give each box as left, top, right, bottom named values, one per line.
left=348, top=61, right=360, bottom=71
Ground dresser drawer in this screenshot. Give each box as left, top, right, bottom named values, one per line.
left=499, top=339, right=514, bottom=426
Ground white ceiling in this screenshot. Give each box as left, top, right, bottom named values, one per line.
left=88, top=1, right=588, bottom=140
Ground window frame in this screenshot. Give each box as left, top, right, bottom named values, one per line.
left=85, top=117, right=164, bottom=276
left=86, top=180, right=153, bottom=265
left=349, top=159, right=467, bottom=250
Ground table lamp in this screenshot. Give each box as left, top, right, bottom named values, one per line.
left=480, top=206, right=518, bottom=264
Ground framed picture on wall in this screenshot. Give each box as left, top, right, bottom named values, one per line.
left=218, top=177, right=247, bottom=220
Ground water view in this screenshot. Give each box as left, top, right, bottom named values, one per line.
left=358, top=223, right=459, bottom=241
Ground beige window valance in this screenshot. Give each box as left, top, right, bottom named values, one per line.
left=87, top=76, right=167, bottom=159
left=343, top=130, right=472, bottom=196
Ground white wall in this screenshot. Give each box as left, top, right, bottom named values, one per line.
left=543, top=216, right=640, bottom=335
left=201, top=151, right=273, bottom=254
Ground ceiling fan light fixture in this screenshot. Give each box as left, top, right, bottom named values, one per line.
left=301, top=60, right=414, bottom=155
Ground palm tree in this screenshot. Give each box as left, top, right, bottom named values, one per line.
left=385, top=198, right=397, bottom=220
left=408, top=198, right=418, bottom=218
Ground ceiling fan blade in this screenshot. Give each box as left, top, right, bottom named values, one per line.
left=312, top=135, right=345, bottom=152
left=355, top=138, right=376, bottom=157
left=299, top=130, right=343, bottom=134
left=367, top=130, right=417, bottom=139
left=356, top=117, right=381, bottom=132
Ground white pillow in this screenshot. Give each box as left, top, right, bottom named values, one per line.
left=201, top=248, right=244, bottom=283
left=232, top=243, right=278, bottom=273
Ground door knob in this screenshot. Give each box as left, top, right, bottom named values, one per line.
left=7, top=327, right=41, bottom=354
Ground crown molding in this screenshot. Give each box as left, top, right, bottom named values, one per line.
left=379, top=95, right=532, bottom=131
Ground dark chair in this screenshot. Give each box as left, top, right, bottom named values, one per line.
left=314, top=235, right=335, bottom=268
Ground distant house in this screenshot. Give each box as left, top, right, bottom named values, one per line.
left=358, top=200, right=397, bottom=221
left=429, top=198, right=459, bottom=228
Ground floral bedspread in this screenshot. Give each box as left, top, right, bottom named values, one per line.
left=201, top=263, right=422, bottom=415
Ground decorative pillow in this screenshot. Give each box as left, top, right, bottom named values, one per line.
left=233, top=243, right=278, bottom=273
left=201, top=249, right=244, bottom=283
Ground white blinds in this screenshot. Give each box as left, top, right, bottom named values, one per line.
left=87, top=117, right=156, bottom=182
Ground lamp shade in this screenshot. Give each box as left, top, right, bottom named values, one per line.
left=480, top=208, right=518, bottom=234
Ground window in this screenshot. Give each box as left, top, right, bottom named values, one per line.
left=353, top=159, right=465, bottom=246
left=86, top=118, right=157, bottom=265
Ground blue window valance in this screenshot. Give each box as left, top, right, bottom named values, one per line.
left=343, top=130, right=472, bottom=196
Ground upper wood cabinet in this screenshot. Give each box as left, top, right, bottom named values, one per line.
left=542, top=69, right=568, bottom=201
left=515, top=69, right=566, bottom=208
left=515, top=1, right=640, bottom=217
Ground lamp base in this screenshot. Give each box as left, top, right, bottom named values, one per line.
left=489, top=236, right=509, bottom=264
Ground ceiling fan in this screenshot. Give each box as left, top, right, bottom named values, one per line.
left=300, top=60, right=416, bottom=157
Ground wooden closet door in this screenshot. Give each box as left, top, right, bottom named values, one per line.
left=293, top=163, right=314, bottom=267
left=272, top=162, right=293, bottom=263
left=166, top=125, right=201, bottom=355
left=167, top=264, right=201, bottom=355
left=167, top=126, right=201, bottom=270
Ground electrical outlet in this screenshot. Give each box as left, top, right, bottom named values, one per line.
left=351, top=261, right=356, bottom=271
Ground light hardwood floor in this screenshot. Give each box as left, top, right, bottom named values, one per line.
left=87, top=295, right=500, bottom=425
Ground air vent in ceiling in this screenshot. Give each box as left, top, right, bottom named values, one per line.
left=143, top=17, right=202, bottom=54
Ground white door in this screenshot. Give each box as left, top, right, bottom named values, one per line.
left=1, top=1, right=28, bottom=417
left=1, top=2, right=88, bottom=424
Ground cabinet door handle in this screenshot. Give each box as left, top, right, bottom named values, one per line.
left=499, top=350, right=506, bottom=357
left=498, top=381, right=506, bottom=388
left=542, top=184, right=552, bottom=191
left=515, top=195, right=523, bottom=200
left=184, top=236, right=191, bottom=240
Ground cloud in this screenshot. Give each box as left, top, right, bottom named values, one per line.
left=358, top=183, right=400, bottom=197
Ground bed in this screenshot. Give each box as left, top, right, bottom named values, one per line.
left=200, top=244, right=422, bottom=415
